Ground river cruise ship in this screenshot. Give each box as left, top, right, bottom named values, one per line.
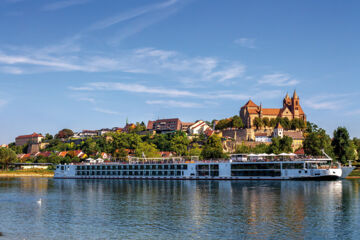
left=54, top=153, right=348, bottom=180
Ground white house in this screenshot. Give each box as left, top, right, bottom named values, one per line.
left=189, top=120, right=211, bottom=135
left=255, top=133, right=272, bottom=143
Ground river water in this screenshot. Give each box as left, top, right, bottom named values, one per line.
left=0, top=178, right=359, bottom=240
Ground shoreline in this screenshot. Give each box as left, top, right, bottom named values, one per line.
left=0, top=173, right=54, bottom=177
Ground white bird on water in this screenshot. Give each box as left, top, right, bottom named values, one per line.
left=37, top=198, right=42, bottom=205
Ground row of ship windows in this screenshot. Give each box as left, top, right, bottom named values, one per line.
left=231, top=163, right=304, bottom=170
left=231, top=170, right=281, bottom=177
left=76, top=171, right=184, bottom=176
left=76, top=165, right=188, bottom=170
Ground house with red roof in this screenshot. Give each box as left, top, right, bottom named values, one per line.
left=189, top=120, right=211, bottom=135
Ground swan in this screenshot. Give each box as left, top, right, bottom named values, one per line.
left=37, top=198, right=42, bottom=205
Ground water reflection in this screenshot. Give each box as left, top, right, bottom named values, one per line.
left=0, top=178, right=359, bottom=239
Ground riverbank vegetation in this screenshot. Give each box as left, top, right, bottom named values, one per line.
left=1, top=120, right=360, bottom=168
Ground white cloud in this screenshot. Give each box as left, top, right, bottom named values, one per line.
left=258, top=73, right=299, bottom=86
left=303, top=95, right=347, bottom=110
left=93, top=107, right=120, bottom=115
left=0, top=46, right=245, bottom=83
left=89, top=0, right=178, bottom=30
left=78, top=97, right=95, bottom=103
left=81, top=82, right=197, bottom=97
left=234, top=38, right=256, bottom=48
left=146, top=100, right=203, bottom=108
left=70, top=82, right=281, bottom=102
left=42, top=0, right=90, bottom=11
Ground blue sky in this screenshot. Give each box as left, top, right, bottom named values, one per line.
left=1, top=0, right=360, bottom=144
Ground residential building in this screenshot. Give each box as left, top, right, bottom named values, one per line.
left=98, top=128, right=112, bottom=136
left=240, top=91, right=306, bottom=129
left=189, top=120, right=211, bottom=135
left=255, top=133, right=272, bottom=143
left=147, top=118, right=182, bottom=133
left=123, top=123, right=136, bottom=133
left=79, top=130, right=98, bottom=137
left=181, top=122, right=194, bottom=132
left=15, top=133, right=44, bottom=146
left=284, top=131, right=304, bottom=150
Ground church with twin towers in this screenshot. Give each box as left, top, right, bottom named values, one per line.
left=239, top=90, right=306, bottom=129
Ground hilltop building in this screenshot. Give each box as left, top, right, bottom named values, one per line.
left=147, top=118, right=182, bottom=133
left=15, top=133, right=44, bottom=146
left=239, top=90, right=306, bottom=129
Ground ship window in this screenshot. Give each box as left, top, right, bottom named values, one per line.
left=170, top=171, right=174, bottom=176
left=61, top=166, right=64, bottom=170
left=182, top=165, right=187, bottom=170
left=140, top=165, right=144, bottom=170
left=164, top=165, right=169, bottom=169
left=176, top=171, right=181, bottom=176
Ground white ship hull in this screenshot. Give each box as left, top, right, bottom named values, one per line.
left=54, top=161, right=342, bottom=180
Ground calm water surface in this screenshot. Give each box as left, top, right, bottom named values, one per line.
left=0, top=178, right=359, bottom=240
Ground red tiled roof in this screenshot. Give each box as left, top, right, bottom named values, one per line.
left=261, top=108, right=281, bottom=115
left=276, top=122, right=283, bottom=129
left=204, top=129, right=214, bottom=137
left=284, top=131, right=304, bottom=140
left=37, top=151, right=52, bottom=157
left=255, top=133, right=268, bottom=137
left=16, top=132, right=43, bottom=140
left=243, top=100, right=258, bottom=108
left=147, top=121, right=154, bottom=130
left=58, top=151, right=67, bottom=157
left=294, top=148, right=305, bottom=155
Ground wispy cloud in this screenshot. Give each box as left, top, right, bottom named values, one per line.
left=78, top=97, right=95, bottom=103
left=71, top=82, right=197, bottom=97
left=93, top=107, right=120, bottom=115
left=146, top=100, right=203, bottom=108
left=0, top=46, right=245, bottom=83
left=234, top=38, right=256, bottom=49
left=70, top=81, right=281, bottom=101
left=42, top=0, right=91, bottom=11
left=258, top=73, right=299, bottom=86
left=89, top=0, right=178, bottom=31
left=303, top=94, right=349, bottom=110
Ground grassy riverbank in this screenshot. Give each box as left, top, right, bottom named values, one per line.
left=347, top=169, right=360, bottom=178
left=0, top=169, right=54, bottom=177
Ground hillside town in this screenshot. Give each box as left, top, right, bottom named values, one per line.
left=1, top=91, right=359, bottom=168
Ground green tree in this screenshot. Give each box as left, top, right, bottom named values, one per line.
left=215, top=118, right=232, bottom=130
left=134, top=142, right=160, bottom=158
left=170, top=135, right=190, bottom=156
left=55, top=129, right=74, bottom=139
left=189, top=143, right=202, bottom=157
left=253, top=117, right=263, bottom=129
left=45, top=133, right=53, bottom=141
left=303, top=128, right=333, bottom=157
left=201, top=135, right=224, bottom=159
left=270, top=118, right=277, bottom=128
left=232, top=115, right=244, bottom=128
left=269, top=136, right=293, bottom=154
left=332, top=127, right=355, bottom=163
left=0, top=148, right=18, bottom=170
left=262, top=117, right=270, bottom=128
left=235, top=144, right=250, bottom=153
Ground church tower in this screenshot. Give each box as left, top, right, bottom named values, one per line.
left=292, top=90, right=300, bottom=118
left=283, top=93, right=291, bottom=108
